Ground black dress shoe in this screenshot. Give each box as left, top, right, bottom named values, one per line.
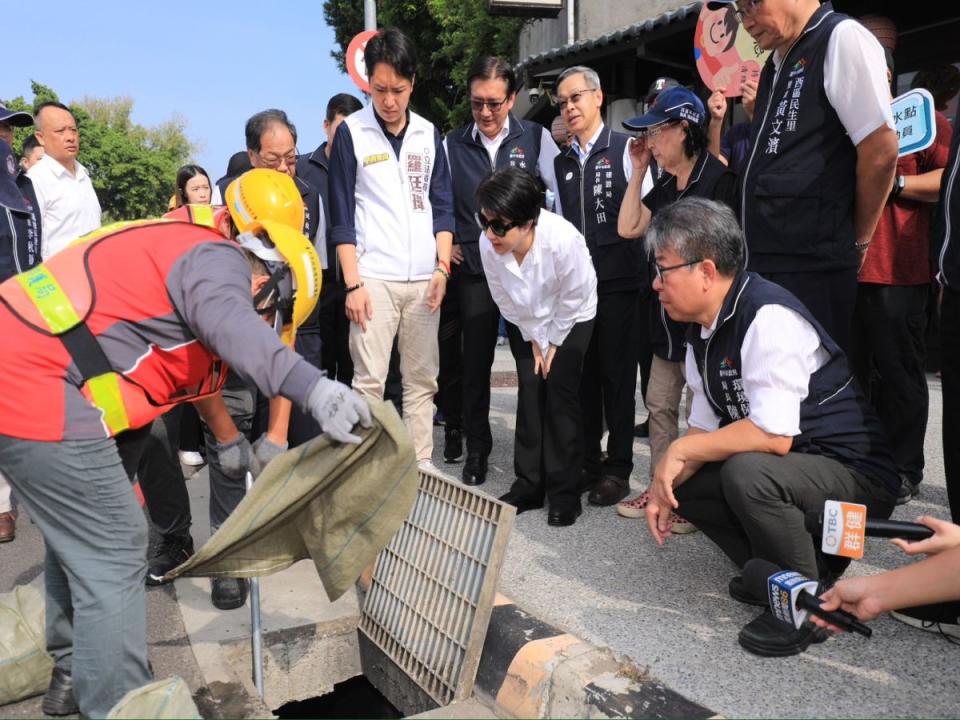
left=587, top=475, right=629, bottom=506
left=738, top=610, right=830, bottom=657
left=728, top=576, right=768, bottom=606
left=462, top=454, right=488, bottom=486
left=212, top=577, right=248, bottom=610
left=498, top=491, right=544, bottom=514
left=42, top=666, right=78, bottom=716
left=548, top=502, right=582, bottom=527
left=443, top=428, right=463, bottom=463
left=633, top=420, right=649, bottom=438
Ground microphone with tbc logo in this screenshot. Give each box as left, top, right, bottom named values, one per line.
left=742, top=558, right=873, bottom=638
left=805, top=500, right=933, bottom=560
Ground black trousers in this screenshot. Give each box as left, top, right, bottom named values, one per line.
left=580, top=290, right=640, bottom=479
left=438, top=272, right=501, bottom=456
left=760, top=268, right=858, bottom=355
left=317, top=270, right=353, bottom=385
left=942, top=287, right=960, bottom=523
left=675, top=451, right=896, bottom=580
left=636, top=290, right=654, bottom=410
left=507, top=319, right=594, bottom=513
left=850, top=283, right=929, bottom=484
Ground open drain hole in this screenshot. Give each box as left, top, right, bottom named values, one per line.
left=273, top=675, right=402, bottom=719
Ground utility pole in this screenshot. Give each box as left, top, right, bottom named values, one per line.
left=567, top=0, right=575, bottom=45
left=365, top=0, right=376, bottom=31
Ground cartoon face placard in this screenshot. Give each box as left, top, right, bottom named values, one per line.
left=693, top=4, right=769, bottom=98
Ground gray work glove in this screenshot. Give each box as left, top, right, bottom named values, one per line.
left=214, top=434, right=261, bottom=480
left=253, top=434, right=288, bottom=470
left=306, top=377, right=373, bottom=444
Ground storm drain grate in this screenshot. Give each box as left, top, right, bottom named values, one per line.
left=358, top=468, right=515, bottom=709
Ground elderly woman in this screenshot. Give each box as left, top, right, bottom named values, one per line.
left=477, top=166, right=597, bottom=527
left=617, top=86, right=737, bottom=531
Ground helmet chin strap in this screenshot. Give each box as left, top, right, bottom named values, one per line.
left=253, top=264, right=294, bottom=327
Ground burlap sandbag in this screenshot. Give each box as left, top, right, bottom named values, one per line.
left=106, top=676, right=200, bottom=719
left=0, top=584, right=54, bottom=706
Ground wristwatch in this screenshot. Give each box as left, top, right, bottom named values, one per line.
left=891, top=175, right=906, bottom=199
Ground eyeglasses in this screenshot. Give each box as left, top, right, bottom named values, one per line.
left=255, top=149, right=298, bottom=170
left=654, top=259, right=702, bottom=283
left=644, top=121, right=679, bottom=139
left=556, top=88, right=598, bottom=110
left=734, top=0, right=764, bottom=22
left=470, top=98, right=508, bottom=112
left=475, top=212, right=522, bottom=237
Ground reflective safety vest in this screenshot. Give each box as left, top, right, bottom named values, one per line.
left=0, top=220, right=231, bottom=441
left=163, top=204, right=231, bottom=229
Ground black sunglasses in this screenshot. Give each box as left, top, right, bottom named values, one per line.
left=475, top=212, right=522, bottom=237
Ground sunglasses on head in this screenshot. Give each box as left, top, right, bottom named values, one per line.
left=475, top=212, right=522, bottom=237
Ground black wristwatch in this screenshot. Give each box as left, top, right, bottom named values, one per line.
left=891, top=175, right=906, bottom=199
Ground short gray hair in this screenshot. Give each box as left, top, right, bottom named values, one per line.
left=557, top=65, right=601, bottom=91
left=644, top=198, right=745, bottom=276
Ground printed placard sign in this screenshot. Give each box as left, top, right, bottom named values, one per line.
left=694, top=4, right=769, bottom=97
left=893, top=88, right=936, bottom=157
left=821, top=500, right=867, bottom=560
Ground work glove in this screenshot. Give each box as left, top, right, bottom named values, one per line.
left=253, top=434, right=288, bottom=470
left=306, top=377, right=373, bottom=444
left=213, top=434, right=261, bottom=480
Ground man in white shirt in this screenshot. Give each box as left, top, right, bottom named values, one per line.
left=28, top=102, right=101, bottom=258
left=642, top=198, right=899, bottom=656
left=707, top=0, right=898, bottom=355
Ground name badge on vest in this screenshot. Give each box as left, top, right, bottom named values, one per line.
left=764, top=59, right=807, bottom=156
left=363, top=153, right=390, bottom=166
left=592, top=156, right=614, bottom=225
left=508, top=146, right=528, bottom=169
left=717, top=355, right=750, bottom=420
left=406, top=149, right=431, bottom=213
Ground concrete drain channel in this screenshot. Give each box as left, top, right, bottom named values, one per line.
left=209, top=467, right=515, bottom=718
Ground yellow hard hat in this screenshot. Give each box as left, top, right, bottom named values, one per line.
left=238, top=219, right=321, bottom=345
left=225, top=168, right=305, bottom=234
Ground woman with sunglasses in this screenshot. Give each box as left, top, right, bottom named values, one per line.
left=616, top=86, right=737, bottom=532
left=477, top=166, right=597, bottom=527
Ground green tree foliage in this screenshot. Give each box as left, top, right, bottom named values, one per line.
left=323, top=0, right=528, bottom=132
left=2, top=81, right=196, bottom=220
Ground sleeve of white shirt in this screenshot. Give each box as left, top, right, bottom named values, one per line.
left=685, top=346, right=721, bottom=432
left=740, top=305, right=829, bottom=436
left=211, top=184, right=223, bottom=206
left=641, top=166, right=655, bottom=199
left=824, top=20, right=896, bottom=146
left=622, top=139, right=634, bottom=184
left=546, top=229, right=596, bottom=347
left=537, top=127, right=562, bottom=212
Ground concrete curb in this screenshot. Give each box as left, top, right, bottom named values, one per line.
left=474, top=594, right=718, bottom=719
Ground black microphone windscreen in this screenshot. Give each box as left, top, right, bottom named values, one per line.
left=742, top=558, right=783, bottom=601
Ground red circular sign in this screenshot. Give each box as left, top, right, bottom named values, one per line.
left=346, top=30, right=378, bottom=95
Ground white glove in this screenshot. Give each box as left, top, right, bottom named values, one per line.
left=306, top=377, right=373, bottom=444
left=253, top=434, right=288, bottom=470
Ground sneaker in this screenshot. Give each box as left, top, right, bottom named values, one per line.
left=178, top=450, right=205, bottom=467
left=670, top=513, right=698, bottom=534
left=617, top=491, right=650, bottom=518
left=896, top=477, right=920, bottom=505
left=890, top=602, right=960, bottom=640
left=147, top=534, right=195, bottom=586
left=443, top=428, right=463, bottom=463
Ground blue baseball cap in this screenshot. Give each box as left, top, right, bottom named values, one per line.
left=0, top=140, right=30, bottom=214
left=0, top=102, right=33, bottom=127
left=622, top=87, right=706, bottom=131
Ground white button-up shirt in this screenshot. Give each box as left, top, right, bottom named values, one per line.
left=28, top=154, right=102, bottom=259
left=480, top=209, right=597, bottom=350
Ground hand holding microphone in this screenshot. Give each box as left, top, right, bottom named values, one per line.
left=890, top=516, right=960, bottom=557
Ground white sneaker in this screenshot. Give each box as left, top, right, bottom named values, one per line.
left=890, top=605, right=960, bottom=640
left=178, top=450, right=205, bottom=467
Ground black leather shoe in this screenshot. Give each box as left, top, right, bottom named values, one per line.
left=738, top=610, right=830, bottom=657
left=587, top=475, right=629, bottom=506
left=212, top=577, right=248, bottom=610
left=728, top=576, right=768, bottom=607
left=633, top=420, right=649, bottom=438
left=498, top=491, right=544, bottom=514
left=548, top=502, right=582, bottom=527
left=42, top=666, right=78, bottom=716
left=462, top=454, right=488, bottom=486
left=443, top=428, right=463, bottom=463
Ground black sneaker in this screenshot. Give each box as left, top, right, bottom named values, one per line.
left=147, top=534, right=195, bottom=586
left=896, top=477, right=920, bottom=505
left=444, top=428, right=463, bottom=463
left=891, top=601, right=960, bottom=641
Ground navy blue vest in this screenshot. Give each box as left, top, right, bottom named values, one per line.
left=934, top=103, right=960, bottom=288
left=555, top=127, right=642, bottom=291
left=740, top=3, right=858, bottom=273
left=0, top=174, right=41, bottom=283
left=446, top=115, right=546, bottom=276
left=687, top=272, right=899, bottom=495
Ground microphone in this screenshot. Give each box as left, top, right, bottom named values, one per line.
left=804, top=510, right=933, bottom=542
left=742, top=559, right=873, bottom=638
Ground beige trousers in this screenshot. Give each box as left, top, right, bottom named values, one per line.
left=645, top=355, right=692, bottom=479
left=349, top=278, right=440, bottom=461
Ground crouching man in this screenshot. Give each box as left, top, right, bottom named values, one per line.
left=643, top=198, right=899, bottom=656
left=0, top=212, right=370, bottom=717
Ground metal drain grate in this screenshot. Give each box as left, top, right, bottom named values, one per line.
left=358, top=467, right=515, bottom=711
